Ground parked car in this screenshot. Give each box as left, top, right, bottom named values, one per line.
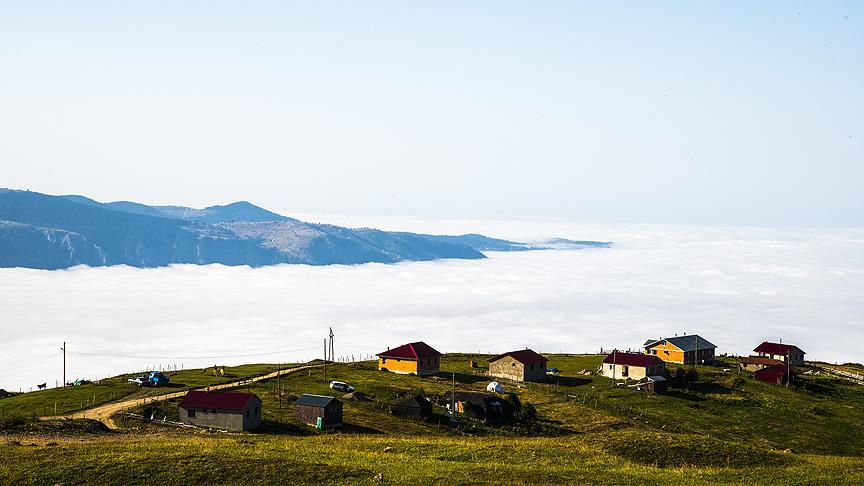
left=329, top=381, right=355, bottom=393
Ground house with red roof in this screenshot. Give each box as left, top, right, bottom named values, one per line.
left=178, top=391, right=262, bottom=431
left=377, top=341, right=442, bottom=376
left=754, top=341, right=806, bottom=366
left=599, top=351, right=665, bottom=380
left=488, top=349, right=548, bottom=382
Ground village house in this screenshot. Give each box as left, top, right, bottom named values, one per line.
left=738, top=356, right=784, bottom=372
left=377, top=341, right=442, bottom=376
left=487, top=349, right=548, bottom=382
left=599, top=351, right=665, bottom=380
left=754, top=341, right=806, bottom=366
left=295, top=394, right=343, bottom=429
left=643, top=335, right=717, bottom=364
left=389, top=396, right=434, bottom=419
left=178, top=391, right=262, bottom=431
left=443, top=391, right=513, bottom=425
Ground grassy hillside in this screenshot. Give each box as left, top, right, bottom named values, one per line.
left=2, top=433, right=864, bottom=485
left=3, top=354, right=864, bottom=484
left=0, top=363, right=282, bottom=419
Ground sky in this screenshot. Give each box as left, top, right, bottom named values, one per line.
left=2, top=220, right=862, bottom=391
left=1, top=1, right=862, bottom=226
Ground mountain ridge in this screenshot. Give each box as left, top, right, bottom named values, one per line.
left=0, top=189, right=611, bottom=269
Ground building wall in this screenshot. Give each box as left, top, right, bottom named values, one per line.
left=179, top=397, right=262, bottom=431
left=758, top=350, right=804, bottom=366
left=295, top=402, right=343, bottom=428
left=489, top=356, right=547, bottom=382
left=647, top=343, right=716, bottom=364
left=600, top=363, right=665, bottom=380
left=645, top=342, right=685, bottom=364
left=415, top=355, right=440, bottom=376
left=378, top=357, right=419, bottom=374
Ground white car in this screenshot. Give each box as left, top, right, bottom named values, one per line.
left=329, top=381, right=355, bottom=393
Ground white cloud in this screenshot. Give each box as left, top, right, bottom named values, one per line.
left=1, top=220, right=862, bottom=391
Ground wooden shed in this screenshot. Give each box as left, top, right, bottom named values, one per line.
left=755, top=364, right=791, bottom=385
left=178, top=391, right=261, bottom=431
left=389, top=396, right=433, bottom=419
left=295, top=394, right=343, bottom=429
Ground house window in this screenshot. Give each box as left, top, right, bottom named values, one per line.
left=382, top=358, right=387, bottom=364
left=651, top=350, right=657, bottom=355
left=622, top=366, right=629, bottom=377
left=188, top=409, right=196, bottom=418
left=246, top=410, right=250, bottom=418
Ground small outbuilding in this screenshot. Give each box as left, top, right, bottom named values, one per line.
left=295, top=394, right=343, bottom=429
left=738, top=356, right=784, bottom=372
left=377, top=341, right=442, bottom=376
left=389, top=396, right=433, bottom=419
left=178, top=391, right=262, bottom=431
left=755, top=363, right=791, bottom=385
left=599, top=351, right=665, bottom=380
left=754, top=342, right=806, bottom=366
left=443, top=391, right=514, bottom=425
left=487, top=349, right=548, bottom=382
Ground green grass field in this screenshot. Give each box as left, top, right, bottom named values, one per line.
left=3, top=354, right=864, bottom=484
left=0, top=363, right=283, bottom=419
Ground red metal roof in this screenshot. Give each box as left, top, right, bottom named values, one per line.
left=377, top=341, right=442, bottom=360
left=602, top=351, right=664, bottom=367
left=179, top=391, right=256, bottom=411
left=488, top=349, right=548, bottom=365
left=754, top=341, right=804, bottom=355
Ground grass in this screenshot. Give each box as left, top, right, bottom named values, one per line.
left=0, top=363, right=284, bottom=420
left=2, top=433, right=864, bottom=485
left=4, top=354, right=864, bottom=483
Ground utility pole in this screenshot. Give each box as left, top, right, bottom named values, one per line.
left=61, top=341, right=66, bottom=388
left=451, top=371, right=456, bottom=415
left=329, top=327, right=334, bottom=365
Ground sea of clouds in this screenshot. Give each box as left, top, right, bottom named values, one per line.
left=1, top=217, right=863, bottom=391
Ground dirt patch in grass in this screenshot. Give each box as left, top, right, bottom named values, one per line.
left=587, top=431, right=790, bottom=468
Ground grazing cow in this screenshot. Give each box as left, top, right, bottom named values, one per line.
left=37, top=383, right=47, bottom=390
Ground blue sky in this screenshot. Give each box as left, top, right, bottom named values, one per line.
left=1, top=1, right=861, bottom=226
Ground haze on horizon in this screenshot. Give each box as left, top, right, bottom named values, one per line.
left=1, top=1, right=861, bottom=226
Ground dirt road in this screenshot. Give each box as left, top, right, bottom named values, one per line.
left=42, top=363, right=322, bottom=429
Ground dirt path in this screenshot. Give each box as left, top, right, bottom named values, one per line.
left=42, top=363, right=322, bottom=429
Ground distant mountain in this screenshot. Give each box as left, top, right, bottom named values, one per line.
left=0, top=189, right=610, bottom=270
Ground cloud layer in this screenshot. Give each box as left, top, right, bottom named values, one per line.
left=1, top=219, right=862, bottom=391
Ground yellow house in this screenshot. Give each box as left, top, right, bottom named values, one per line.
left=643, top=335, right=717, bottom=365
left=377, top=342, right=442, bottom=376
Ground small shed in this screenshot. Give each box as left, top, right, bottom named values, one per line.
left=755, top=364, right=791, bottom=385
left=178, top=391, right=262, bottom=431
left=295, top=394, right=343, bottom=429
left=640, top=375, right=668, bottom=394
left=443, top=391, right=513, bottom=425
left=389, top=396, right=433, bottom=419
left=738, top=356, right=783, bottom=373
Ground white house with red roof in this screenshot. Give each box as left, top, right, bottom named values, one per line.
left=377, top=341, right=442, bottom=376
left=599, top=351, right=665, bottom=380
left=754, top=341, right=806, bottom=366
left=488, top=349, right=548, bottom=382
